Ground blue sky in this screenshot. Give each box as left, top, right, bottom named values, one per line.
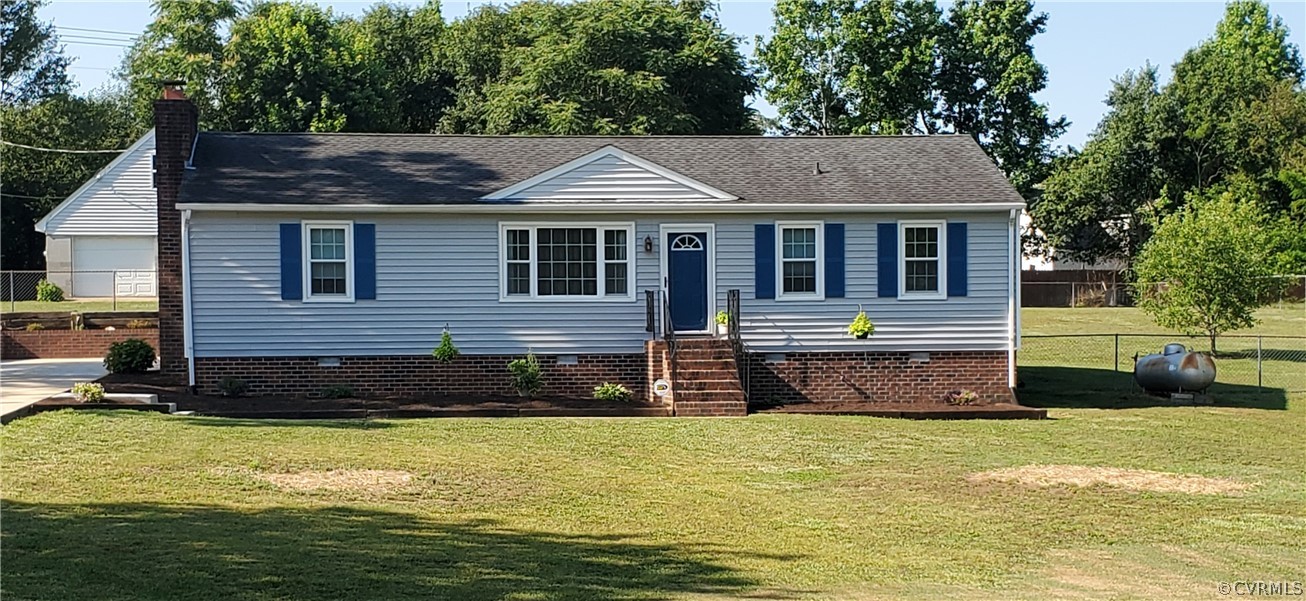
left=40, top=0, right=1306, bottom=148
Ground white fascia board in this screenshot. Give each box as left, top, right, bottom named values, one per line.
left=177, top=202, right=1027, bottom=214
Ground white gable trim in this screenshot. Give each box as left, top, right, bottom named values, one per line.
left=36, top=129, right=155, bottom=234
left=481, top=145, right=738, bottom=201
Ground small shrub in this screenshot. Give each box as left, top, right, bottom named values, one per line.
left=507, top=352, right=542, bottom=397
left=35, top=279, right=64, bottom=302
left=320, top=384, right=355, bottom=399
left=432, top=329, right=459, bottom=363
left=71, top=382, right=105, bottom=403
left=217, top=377, right=248, bottom=397
left=103, top=338, right=156, bottom=374
left=945, top=390, right=980, bottom=406
left=25, top=322, right=45, bottom=331
left=125, top=319, right=156, bottom=329
left=593, top=382, right=632, bottom=402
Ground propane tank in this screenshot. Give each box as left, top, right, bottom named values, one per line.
left=1133, top=343, right=1217, bottom=393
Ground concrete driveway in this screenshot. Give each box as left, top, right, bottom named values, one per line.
left=1, top=358, right=106, bottom=420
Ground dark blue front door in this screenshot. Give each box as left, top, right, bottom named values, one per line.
left=667, top=232, right=708, bottom=332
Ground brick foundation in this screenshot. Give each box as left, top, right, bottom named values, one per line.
left=746, top=350, right=1013, bottom=405
left=1, top=329, right=160, bottom=360
left=194, top=354, right=646, bottom=399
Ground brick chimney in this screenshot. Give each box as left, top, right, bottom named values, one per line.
left=153, top=80, right=198, bottom=378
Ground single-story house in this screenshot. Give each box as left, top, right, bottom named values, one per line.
left=152, top=87, right=1024, bottom=416
left=36, top=130, right=158, bottom=298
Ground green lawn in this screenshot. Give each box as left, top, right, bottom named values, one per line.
left=3, top=307, right=1304, bottom=599
left=1, top=298, right=158, bottom=313
left=1022, top=305, right=1306, bottom=337
left=3, top=410, right=1305, bottom=600
left=1019, top=307, right=1306, bottom=406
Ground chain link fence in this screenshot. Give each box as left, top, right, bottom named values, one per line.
left=1020, top=334, right=1306, bottom=395
left=1, top=270, right=158, bottom=313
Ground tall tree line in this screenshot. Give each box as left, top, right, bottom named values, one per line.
left=118, top=0, right=758, bottom=135
left=755, top=0, right=1068, bottom=196
left=1034, top=0, right=1304, bottom=268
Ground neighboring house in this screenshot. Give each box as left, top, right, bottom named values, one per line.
left=36, top=130, right=158, bottom=298
left=1019, top=210, right=1127, bottom=271
left=151, top=90, right=1024, bottom=416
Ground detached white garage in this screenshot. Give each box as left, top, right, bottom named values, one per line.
left=36, top=131, right=158, bottom=298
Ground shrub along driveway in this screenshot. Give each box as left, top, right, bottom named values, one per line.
left=2, top=402, right=1303, bottom=600
left=0, top=358, right=105, bottom=420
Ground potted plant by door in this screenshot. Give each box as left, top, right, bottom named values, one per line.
left=714, top=311, right=729, bottom=337
left=848, top=307, right=875, bottom=340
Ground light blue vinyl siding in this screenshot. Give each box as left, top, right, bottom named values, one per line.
left=188, top=211, right=1012, bottom=357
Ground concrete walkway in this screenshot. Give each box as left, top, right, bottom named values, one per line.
left=1, top=358, right=106, bottom=421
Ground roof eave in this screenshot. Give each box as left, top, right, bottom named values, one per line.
left=176, top=201, right=1027, bottom=213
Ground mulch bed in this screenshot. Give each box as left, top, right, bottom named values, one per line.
left=95, top=372, right=670, bottom=419
left=752, top=402, right=1047, bottom=420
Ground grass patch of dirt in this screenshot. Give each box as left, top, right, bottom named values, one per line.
left=253, top=469, right=415, bottom=494
left=968, top=464, right=1251, bottom=495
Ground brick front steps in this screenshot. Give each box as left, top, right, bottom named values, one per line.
left=753, top=402, right=1046, bottom=420
left=666, top=338, right=747, bottom=417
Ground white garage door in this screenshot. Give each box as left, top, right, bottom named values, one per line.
left=72, top=236, right=157, bottom=298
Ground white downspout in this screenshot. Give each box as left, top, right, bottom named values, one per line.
left=1008, top=208, right=1020, bottom=388
left=181, top=209, right=195, bottom=387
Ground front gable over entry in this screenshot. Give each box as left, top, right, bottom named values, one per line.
left=482, top=145, right=738, bottom=202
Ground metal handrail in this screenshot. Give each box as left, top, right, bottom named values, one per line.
left=661, top=290, right=677, bottom=400
left=726, top=289, right=748, bottom=400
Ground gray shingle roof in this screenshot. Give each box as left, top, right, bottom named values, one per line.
left=181, top=133, right=1024, bottom=206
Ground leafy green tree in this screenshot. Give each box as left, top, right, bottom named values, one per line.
left=1034, top=66, right=1166, bottom=263
left=1031, top=1, right=1304, bottom=266
left=0, top=93, right=142, bottom=268
left=934, top=0, right=1067, bottom=195
left=442, top=0, right=757, bottom=135
left=757, top=0, right=1064, bottom=192
left=755, top=0, right=857, bottom=135
left=1134, top=189, right=1279, bottom=354
left=221, top=2, right=392, bottom=132
left=757, top=0, right=938, bottom=135
left=1156, top=0, right=1302, bottom=195
left=119, top=0, right=237, bottom=130
left=356, top=1, right=453, bottom=133
left=1, top=0, right=70, bottom=104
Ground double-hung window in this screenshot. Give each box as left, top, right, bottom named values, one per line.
left=304, top=221, right=353, bottom=302
left=776, top=221, right=823, bottom=300
left=500, top=223, right=634, bottom=300
left=899, top=220, right=946, bottom=300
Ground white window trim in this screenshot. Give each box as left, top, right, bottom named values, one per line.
left=498, top=222, right=637, bottom=302
left=302, top=220, right=355, bottom=303
left=898, top=219, right=947, bottom=301
left=775, top=220, right=824, bottom=301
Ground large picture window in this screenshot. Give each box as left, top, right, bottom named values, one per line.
left=776, top=221, right=823, bottom=300
left=303, top=221, right=353, bottom=302
left=898, top=220, right=946, bottom=300
left=500, top=223, right=635, bottom=300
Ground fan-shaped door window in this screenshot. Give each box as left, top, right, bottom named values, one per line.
left=671, top=234, right=704, bottom=251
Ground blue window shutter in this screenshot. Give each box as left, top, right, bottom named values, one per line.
left=947, top=222, right=967, bottom=297
left=877, top=223, right=897, bottom=298
left=825, top=223, right=845, bottom=298
left=755, top=223, right=775, bottom=299
left=279, top=223, right=302, bottom=301
left=355, top=223, right=376, bottom=300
